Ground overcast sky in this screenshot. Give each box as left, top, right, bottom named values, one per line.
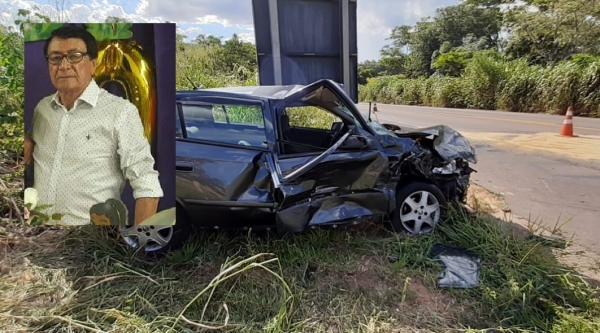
left=1, top=0, right=459, bottom=61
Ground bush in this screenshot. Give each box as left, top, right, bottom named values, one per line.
left=0, top=31, right=25, bottom=150
left=359, top=52, right=600, bottom=117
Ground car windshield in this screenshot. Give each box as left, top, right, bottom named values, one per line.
left=360, top=113, right=393, bottom=136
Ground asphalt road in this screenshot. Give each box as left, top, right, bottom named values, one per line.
left=356, top=103, right=600, bottom=253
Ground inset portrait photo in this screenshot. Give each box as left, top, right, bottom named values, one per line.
left=23, top=23, right=176, bottom=228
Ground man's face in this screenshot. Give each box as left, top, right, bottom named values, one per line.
left=46, top=37, right=96, bottom=93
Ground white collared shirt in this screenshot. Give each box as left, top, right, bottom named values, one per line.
left=31, top=79, right=163, bottom=225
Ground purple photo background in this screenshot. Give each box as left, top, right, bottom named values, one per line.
left=24, top=23, right=176, bottom=225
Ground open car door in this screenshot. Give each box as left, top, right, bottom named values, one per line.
left=267, top=80, right=394, bottom=234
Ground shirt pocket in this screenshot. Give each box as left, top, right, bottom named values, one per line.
left=68, top=124, right=115, bottom=162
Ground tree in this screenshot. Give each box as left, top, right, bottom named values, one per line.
left=379, top=45, right=405, bottom=74
left=432, top=51, right=471, bottom=76
left=358, top=60, right=389, bottom=83
left=504, top=0, right=600, bottom=64
left=434, top=4, right=502, bottom=50
left=193, top=34, right=222, bottom=47
left=380, top=3, right=503, bottom=78
left=219, top=34, right=257, bottom=80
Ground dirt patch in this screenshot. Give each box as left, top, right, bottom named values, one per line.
left=344, top=255, right=386, bottom=291
left=403, top=277, right=456, bottom=312
left=467, top=182, right=511, bottom=214
left=310, top=255, right=473, bottom=329
left=463, top=132, right=600, bottom=163
left=313, top=255, right=389, bottom=294
left=467, top=183, right=532, bottom=240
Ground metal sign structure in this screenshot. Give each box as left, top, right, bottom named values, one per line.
left=252, top=0, right=358, bottom=102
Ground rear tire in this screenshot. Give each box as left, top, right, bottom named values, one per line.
left=391, top=181, right=447, bottom=235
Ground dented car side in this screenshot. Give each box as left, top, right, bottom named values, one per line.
left=175, top=79, right=476, bottom=235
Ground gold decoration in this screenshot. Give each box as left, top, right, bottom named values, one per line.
left=94, top=39, right=156, bottom=144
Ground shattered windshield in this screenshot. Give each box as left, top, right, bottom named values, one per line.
left=360, top=113, right=393, bottom=136
left=333, top=99, right=364, bottom=130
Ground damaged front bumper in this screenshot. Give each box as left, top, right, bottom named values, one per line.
left=433, top=159, right=475, bottom=203
left=385, top=124, right=477, bottom=204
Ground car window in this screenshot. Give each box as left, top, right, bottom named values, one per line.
left=180, top=103, right=267, bottom=148
left=175, top=105, right=183, bottom=138
left=279, top=104, right=347, bottom=155
left=286, top=106, right=341, bottom=130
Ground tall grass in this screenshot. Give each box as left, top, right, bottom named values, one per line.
left=2, top=207, right=599, bottom=332
left=176, top=43, right=258, bottom=90
left=359, top=54, right=600, bottom=117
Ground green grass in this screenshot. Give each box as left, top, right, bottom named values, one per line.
left=212, top=104, right=264, bottom=125
left=286, top=106, right=341, bottom=130
left=1, top=206, right=599, bottom=332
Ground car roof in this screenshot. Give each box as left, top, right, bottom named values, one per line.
left=177, top=84, right=307, bottom=100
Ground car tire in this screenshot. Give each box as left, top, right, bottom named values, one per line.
left=391, top=181, right=447, bottom=235
left=119, top=205, right=192, bottom=256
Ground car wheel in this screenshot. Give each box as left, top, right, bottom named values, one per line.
left=391, top=181, right=447, bottom=235
left=119, top=205, right=191, bottom=256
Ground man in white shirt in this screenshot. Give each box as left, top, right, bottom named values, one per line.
left=24, top=25, right=163, bottom=226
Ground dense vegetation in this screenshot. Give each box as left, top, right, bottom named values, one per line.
left=359, top=0, right=600, bottom=117
left=175, top=33, right=258, bottom=90
left=0, top=25, right=25, bottom=220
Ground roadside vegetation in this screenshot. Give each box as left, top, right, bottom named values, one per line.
left=175, top=33, right=258, bottom=90
left=358, top=0, right=600, bottom=117
left=2, top=6, right=600, bottom=333
left=2, top=208, right=599, bottom=332
left=0, top=25, right=25, bottom=223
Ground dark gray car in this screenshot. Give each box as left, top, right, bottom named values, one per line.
left=123, top=79, right=477, bottom=255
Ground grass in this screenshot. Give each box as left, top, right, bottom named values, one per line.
left=2, top=205, right=599, bottom=332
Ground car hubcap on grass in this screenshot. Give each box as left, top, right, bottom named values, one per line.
left=120, top=225, right=173, bottom=252
left=400, top=190, right=440, bottom=234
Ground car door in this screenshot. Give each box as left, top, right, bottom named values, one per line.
left=175, top=94, right=277, bottom=229
left=266, top=80, right=394, bottom=233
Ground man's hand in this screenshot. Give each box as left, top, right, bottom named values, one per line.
left=24, top=135, right=35, bottom=166
left=134, top=197, right=160, bottom=225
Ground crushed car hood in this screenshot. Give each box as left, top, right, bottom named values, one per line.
left=382, top=124, right=477, bottom=164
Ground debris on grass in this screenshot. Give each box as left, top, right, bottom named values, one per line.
left=430, top=243, right=481, bottom=289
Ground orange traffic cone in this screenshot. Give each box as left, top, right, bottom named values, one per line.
left=559, top=106, right=575, bottom=137
left=373, top=102, right=378, bottom=112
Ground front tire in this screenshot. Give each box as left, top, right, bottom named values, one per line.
left=391, top=181, right=447, bottom=235
left=119, top=205, right=191, bottom=256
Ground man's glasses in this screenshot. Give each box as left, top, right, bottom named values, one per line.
left=46, top=51, right=89, bottom=65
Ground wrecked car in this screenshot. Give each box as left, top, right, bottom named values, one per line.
left=122, top=79, right=476, bottom=254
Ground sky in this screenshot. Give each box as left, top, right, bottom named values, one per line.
left=0, top=0, right=460, bottom=62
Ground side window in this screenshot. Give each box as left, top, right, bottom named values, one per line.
left=175, top=105, right=183, bottom=138
left=278, top=85, right=366, bottom=155
left=286, top=106, right=341, bottom=130
left=280, top=105, right=344, bottom=155
left=180, top=103, right=267, bottom=148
